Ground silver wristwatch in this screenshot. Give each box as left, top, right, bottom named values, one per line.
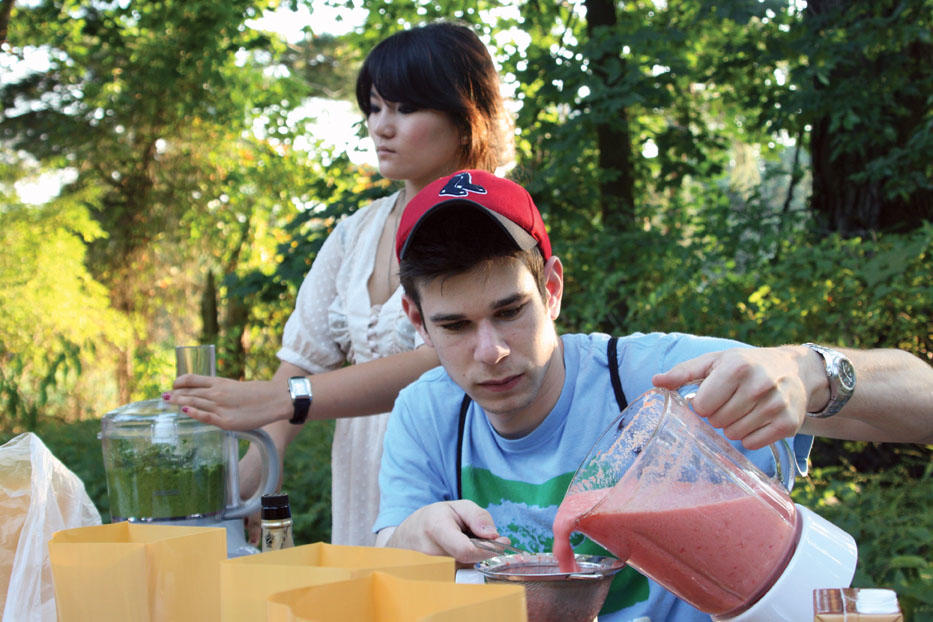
left=287, top=376, right=313, bottom=424
left=803, top=343, right=856, bottom=418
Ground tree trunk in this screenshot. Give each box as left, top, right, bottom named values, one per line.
left=806, top=0, right=933, bottom=234
left=199, top=270, right=220, bottom=345
left=584, top=0, right=636, bottom=232
left=0, top=0, right=14, bottom=46
left=90, top=142, right=158, bottom=402
left=223, top=295, right=249, bottom=381
left=583, top=0, right=635, bottom=329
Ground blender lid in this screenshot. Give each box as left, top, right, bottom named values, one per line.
left=101, top=398, right=211, bottom=439
left=104, top=398, right=191, bottom=421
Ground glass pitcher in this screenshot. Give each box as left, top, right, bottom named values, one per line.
left=553, top=387, right=800, bottom=618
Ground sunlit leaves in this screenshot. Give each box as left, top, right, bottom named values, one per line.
left=0, top=185, right=133, bottom=425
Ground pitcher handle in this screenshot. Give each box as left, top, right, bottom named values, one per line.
left=768, top=438, right=799, bottom=491
left=222, top=428, right=280, bottom=520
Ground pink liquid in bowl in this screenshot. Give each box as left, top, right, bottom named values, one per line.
left=553, top=482, right=799, bottom=616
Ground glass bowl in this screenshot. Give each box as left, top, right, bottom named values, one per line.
left=475, top=552, right=624, bottom=622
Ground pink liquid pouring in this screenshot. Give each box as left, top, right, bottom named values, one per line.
left=553, top=482, right=799, bottom=616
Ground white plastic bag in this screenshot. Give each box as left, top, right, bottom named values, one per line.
left=1, top=432, right=101, bottom=622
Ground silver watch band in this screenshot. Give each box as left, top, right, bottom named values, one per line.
left=803, top=343, right=856, bottom=418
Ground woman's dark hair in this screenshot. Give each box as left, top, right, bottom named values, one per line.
left=355, top=22, right=512, bottom=172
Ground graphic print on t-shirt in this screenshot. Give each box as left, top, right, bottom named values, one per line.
left=462, top=465, right=649, bottom=614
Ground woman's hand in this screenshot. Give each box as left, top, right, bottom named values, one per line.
left=164, top=375, right=292, bottom=430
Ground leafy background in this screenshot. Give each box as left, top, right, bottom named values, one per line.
left=1, top=0, right=931, bottom=618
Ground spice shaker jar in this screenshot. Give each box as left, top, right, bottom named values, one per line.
left=261, top=493, right=295, bottom=552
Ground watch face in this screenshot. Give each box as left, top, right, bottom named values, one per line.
left=288, top=376, right=311, bottom=399
left=838, top=358, right=856, bottom=391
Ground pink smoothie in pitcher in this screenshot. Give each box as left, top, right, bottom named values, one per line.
left=553, top=482, right=799, bottom=616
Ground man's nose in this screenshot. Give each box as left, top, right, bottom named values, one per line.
left=474, top=321, right=509, bottom=365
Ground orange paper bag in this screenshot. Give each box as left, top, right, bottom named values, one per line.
left=48, top=522, right=226, bottom=622
left=267, top=570, right=527, bottom=621
left=220, top=542, right=455, bottom=622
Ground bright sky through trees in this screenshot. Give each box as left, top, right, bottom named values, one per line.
left=5, top=2, right=376, bottom=204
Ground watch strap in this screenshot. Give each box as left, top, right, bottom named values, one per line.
left=289, top=395, right=310, bottom=425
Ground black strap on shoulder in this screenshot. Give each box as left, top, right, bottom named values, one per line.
left=607, top=337, right=628, bottom=412
left=455, top=337, right=627, bottom=500
left=456, top=393, right=471, bottom=500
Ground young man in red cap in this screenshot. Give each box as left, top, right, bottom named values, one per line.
left=374, top=170, right=933, bottom=621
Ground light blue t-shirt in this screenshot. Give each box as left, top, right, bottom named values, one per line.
left=377, top=332, right=813, bottom=622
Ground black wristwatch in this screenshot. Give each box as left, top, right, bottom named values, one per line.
left=803, top=343, right=856, bottom=418
left=287, top=376, right=313, bottom=424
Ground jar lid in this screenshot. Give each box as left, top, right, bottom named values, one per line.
left=100, top=398, right=214, bottom=441
left=261, top=493, right=291, bottom=520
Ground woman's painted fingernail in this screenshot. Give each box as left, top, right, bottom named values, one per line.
left=162, top=392, right=171, bottom=400
left=181, top=406, right=189, bottom=413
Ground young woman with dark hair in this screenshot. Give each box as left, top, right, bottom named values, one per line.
left=167, top=21, right=513, bottom=547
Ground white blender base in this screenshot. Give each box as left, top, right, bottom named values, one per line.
left=715, top=504, right=857, bottom=622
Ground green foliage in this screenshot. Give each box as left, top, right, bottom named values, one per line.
left=792, top=451, right=933, bottom=620
left=0, top=186, right=133, bottom=428
left=280, top=419, right=335, bottom=545
left=785, top=1, right=932, bottom=204
left=4, top=0, right=928, bottom=416
left=2, top=4, right=931, bottom=615
left=610, top=192, right=933, bottom=360
left=1, top=0, right=358, bottom=419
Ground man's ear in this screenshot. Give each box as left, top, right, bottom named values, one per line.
left=544, top=256, right=564, bottom=321
left=402, top=294, right=433, bottom=347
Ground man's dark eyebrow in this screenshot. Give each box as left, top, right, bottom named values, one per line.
left=427, top=293, right=526, bottom=324
left=491, top=293, right=525, bottom=309
left=428, top=312, right=467, bottom=324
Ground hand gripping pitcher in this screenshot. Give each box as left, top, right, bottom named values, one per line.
left=553, top=388, right=857, bottom=621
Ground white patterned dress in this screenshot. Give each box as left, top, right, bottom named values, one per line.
left=278, top=190, right=419, bottom=546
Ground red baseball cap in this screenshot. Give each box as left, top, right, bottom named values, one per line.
left=396, top=170, right=552, bottom=261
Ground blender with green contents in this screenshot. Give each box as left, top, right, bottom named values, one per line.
left=100, top=398, right=279, bottom=557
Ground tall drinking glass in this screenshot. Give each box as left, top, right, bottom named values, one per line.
left=174, top=344, right=239, bottom=513
left=175, top=344, right=217, bottom=377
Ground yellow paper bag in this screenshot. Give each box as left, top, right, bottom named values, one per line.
left=267, top=570, right=527, bottom=622
left=48, top=522, right=226, bottom=622
left=220, top=542, right=455, bottom=622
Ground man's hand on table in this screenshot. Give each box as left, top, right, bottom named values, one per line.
left=383, top=500, right=508, bottom=565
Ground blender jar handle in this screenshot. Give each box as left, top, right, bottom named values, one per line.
left=222, top=428, right=280, bottom=520
left=769, top=438, right=799, bottom=491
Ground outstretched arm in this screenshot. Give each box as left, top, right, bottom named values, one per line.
left=801, top=347, right=933, bottom=443
left=165, top=345, right=440, bottom=430
left=653, top=344, right=933, bottom=449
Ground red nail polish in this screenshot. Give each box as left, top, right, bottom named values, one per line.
left=181, top=406, right=189, bottom=413
left=162, top=392, right=171, bottom=400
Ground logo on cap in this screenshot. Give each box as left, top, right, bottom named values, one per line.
left=438, top=171, right=487, bottom=198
